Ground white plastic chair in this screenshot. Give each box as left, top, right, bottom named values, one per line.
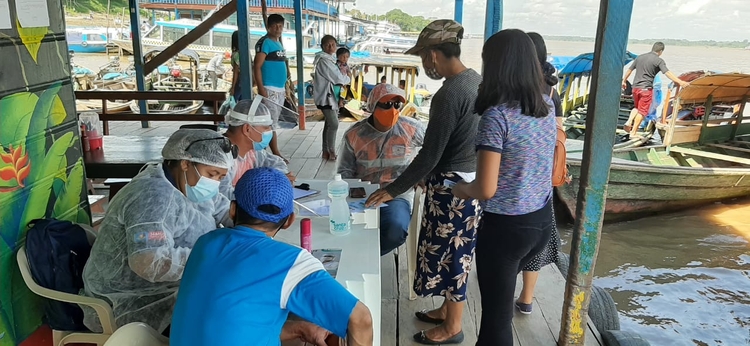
left=103, top=322, right=168, bottom=346
left=16, top=225, right=117, bottom=346
left=406, top=186, right=425, bottom=300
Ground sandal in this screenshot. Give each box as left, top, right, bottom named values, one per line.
left=415, top=309, right=445, bottom=324
left=413, top=330, right=464, bottom=345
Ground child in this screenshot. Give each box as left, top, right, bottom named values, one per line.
left=336, top=47, right=352, bottom=108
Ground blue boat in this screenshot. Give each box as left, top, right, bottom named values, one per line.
left=66, top=28, right=109, bottom=53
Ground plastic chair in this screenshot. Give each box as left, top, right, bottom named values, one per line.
left=16, top=225, right=117, bottom=346
left=405, top=186, right=425, bottom=300
left=102, top=322, right=168, bottom=346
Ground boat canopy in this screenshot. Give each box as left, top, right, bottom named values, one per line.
left=559, top=51, right=638, bottom=76
left=676, top=73, right=750, bottom=104
left=144, top=48, right=201, bottom=63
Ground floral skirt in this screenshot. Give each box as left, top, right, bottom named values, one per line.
left=414, top=172, right=481, bottom=302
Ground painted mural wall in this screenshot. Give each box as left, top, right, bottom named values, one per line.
left=0, top=0, right=90, bottom=344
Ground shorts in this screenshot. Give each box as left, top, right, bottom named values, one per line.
left=264, top=87, right=286, bottom=129
left=632, top=88, right=653, bottom=116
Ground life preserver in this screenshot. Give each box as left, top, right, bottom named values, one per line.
left=81, top=41, right=88, bottom=47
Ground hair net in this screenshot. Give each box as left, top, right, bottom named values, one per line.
left=225, top=97, right=273, bottom=127
left=367, top=83, right=406, bottom=112
left=235, top=167, right=294, bottom=223
left=162, top=128, right=232, bottom=169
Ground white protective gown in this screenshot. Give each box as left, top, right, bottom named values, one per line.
left=219, top=149, right=289, bottom=200
left=81, top=163, right=232, bottom=333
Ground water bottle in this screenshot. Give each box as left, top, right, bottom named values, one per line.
left=328, top=174, right=351, bottom=236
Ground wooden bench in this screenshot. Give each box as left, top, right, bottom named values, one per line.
left=75, top=90, right=227, bottom=134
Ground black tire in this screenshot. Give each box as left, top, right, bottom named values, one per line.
left=601, top=330, right=650, bottom=346
left=588, top=285, right=621, bottom=332
left=556, top=251, right=570, bottom=277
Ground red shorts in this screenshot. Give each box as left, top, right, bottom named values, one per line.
left=632, top=88, right=653, bottom=116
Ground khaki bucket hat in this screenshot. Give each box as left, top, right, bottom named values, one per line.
left=404, top=19, right=464, bottom=55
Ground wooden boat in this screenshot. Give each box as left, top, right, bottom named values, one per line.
left=557, top=73, right=750, bottom=222
left=75, top=81, right=136, bottom=113
left=130, top=100, right=204, bottom=114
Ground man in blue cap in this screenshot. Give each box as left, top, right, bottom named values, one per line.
left=170, top=168, right=373, bottom=345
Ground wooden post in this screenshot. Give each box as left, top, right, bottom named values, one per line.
left=142, top=0, right=237, bottom=75
left=559, top=0, right=633, bottom=345
left=454, top=0, right=463, bottom=23
left=261, top=0, right=268, bottom=26
left=698, top=95, right=713, bottom=145
left=664, top=96, right=682, bottom=148
left=294, top=0, right=307, bottom=130
left=660, top=87, right=673, bottom=124
left=730, top=96, right=748, bottom=139
left=128, top=0, right=150, bottom=129
left=483, top=0, right=502, bottom=41
left=237, top=0, right=253, bottom=101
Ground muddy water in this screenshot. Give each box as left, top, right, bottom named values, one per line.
left=71, top=39, right=750, bottom=345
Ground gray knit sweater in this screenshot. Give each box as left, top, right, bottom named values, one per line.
left=385, top=68, right=482, bottom=197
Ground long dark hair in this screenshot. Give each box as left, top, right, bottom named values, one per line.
left=527, top=32, right=558, bottom=87
left=475, top=29, right=549, bottom=118
left=231, top=30, right=239, bottom=52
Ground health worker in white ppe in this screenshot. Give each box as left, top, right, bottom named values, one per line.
left=220, top=97, right=295, bottom=200
left=80, top=128, right=237, bottom=334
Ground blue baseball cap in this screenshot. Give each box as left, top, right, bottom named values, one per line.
left=235, top=167, right=294, bottom=223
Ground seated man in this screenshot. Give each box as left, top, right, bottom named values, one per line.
left=338, top=84, right=425, bottom=255
left=221, top=97, right=295, bottom=200
left=171, top=168, right=374, bottom=346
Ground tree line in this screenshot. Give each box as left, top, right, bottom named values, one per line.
left=346, top=8, right=431, bottom=33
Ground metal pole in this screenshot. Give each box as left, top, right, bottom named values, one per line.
left=236, top=0, right=253, bottom=101
left=454, top=0, right=463, bottom=24
left=128, top=0, right=150, bottom=128
left=483, top=0, right=502, bottom=41
left=558, top=0, right=633, bottom=345
left=294, top=0, right=306, bottom=130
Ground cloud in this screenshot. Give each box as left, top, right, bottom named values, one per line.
left=676, top=0, right=712, bottom=15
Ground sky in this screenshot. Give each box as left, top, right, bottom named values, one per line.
left=349, top=0, right=750, bottom=42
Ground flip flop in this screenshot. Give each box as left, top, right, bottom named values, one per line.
left=415, top=309, right=445, bottom=324
left=413, top=330, right=464, bottom=345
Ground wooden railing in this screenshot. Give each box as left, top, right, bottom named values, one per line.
left=139, top=0, right=338, bottom=16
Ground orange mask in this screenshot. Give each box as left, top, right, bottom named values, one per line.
left=374, top=108, right=399, bottom=128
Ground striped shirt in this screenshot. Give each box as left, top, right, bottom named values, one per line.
left=476, top=99, right=556, bottom=215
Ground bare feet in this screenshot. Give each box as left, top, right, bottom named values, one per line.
left=327, top=150, right=337, bottom=161
left=322, top=151, right=330, bottom=160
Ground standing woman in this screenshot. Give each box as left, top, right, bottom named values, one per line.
left=366, top=20, right=481, bottom=345
left=229, top=31, right=252, bottom=102
left=452, top=29, right=557, bottom=346
left=514, top=32, right=564, bottom=315
left=312, top=35, right=350, bottom=160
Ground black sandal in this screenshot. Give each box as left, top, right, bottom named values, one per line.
left=415, top=309, right=445, bottom=324
left=413, top=330, right=464, bottom=345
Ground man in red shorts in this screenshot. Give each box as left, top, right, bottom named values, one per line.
left=622, top=42, right=689, bottom=137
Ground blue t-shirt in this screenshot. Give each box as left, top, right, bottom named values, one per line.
left=476, top=98, right=556, bottom=215
left=170, top=226, right=359, bottom=345
left=255, top=35, right=288, bottom=89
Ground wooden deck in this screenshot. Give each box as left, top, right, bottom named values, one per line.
left=105, top=120, right=603, bottom=346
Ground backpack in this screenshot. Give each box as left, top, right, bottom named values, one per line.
left=25, top=218, right=92, bottom=331
left=550, top=88, right=571, bottom=187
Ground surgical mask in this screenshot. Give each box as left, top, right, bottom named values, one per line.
left=184, top=165, right=220, bottom=203
left=253, top=130, right=274, bottom=151
left=425, top=66, right=443, bottom=80
left=374, top=107, right=400, bottom=128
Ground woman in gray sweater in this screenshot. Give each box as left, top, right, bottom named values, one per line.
left=366, top=20, right=480, bottom=345
left=312, top=35, right=350, bottom=160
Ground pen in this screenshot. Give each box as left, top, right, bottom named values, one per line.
left=293, top=200, right=322, bottom=217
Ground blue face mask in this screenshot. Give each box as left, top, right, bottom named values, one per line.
left=184, top=165, right=220, bottom=203
left=252, top=129, right=274, bottom=151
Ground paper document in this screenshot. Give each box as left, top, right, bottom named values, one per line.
left=293, top=187, right=319, bottom=200
left=297, top=199, right=387, bottom=217
left=0, top=0, right=11, bottom=29
left=16, top=0, right=50, bottom=27
left=312, top=249, right=342, bottom=278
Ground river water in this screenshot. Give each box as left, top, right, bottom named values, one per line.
left=72, top=38, right=750, bottom=345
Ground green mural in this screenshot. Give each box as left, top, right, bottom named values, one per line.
left=0, top=0, right=89, bottom=344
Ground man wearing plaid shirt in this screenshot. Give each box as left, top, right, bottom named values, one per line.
left=338, top=84, right=425, bottom=255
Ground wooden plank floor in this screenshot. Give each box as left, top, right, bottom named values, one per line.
left=107, top=120, right=603, bottom=346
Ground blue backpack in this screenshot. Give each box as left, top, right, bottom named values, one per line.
left=25, top=218, right=92, bottom=331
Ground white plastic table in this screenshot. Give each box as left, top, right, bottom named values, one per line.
left=274, top=179, right=382, bottom=346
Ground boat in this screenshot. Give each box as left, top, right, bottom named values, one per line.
left=66, top=28, right=109, bottom=53
left=556, top=73, right=750, bottom=222
left=351, top=33, right=418, bottom=54
left=75, top=80, right=136, bottom=113
left=112, top=18, right=313, bottom=61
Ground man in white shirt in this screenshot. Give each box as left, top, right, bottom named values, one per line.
left=206, top=52, right=228, bottom=90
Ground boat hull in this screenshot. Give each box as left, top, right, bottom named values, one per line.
left=69, top=43, right=107, bottom=53
left=556, top=157, right=750, bottom=222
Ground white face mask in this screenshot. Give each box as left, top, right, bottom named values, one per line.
left=425, top=67, right=443, bottom=80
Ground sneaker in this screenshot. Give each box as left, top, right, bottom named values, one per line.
left=515, top=301, right=533, bottom=315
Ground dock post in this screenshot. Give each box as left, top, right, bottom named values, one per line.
left=236, top=0, right=253, bottom=101
left=454, top=0, right=463, bottom=23
left=128, top=0, right=150, bottom=129
left=294, top=0, right=306, bottom=130
left=482, top=0, right=502, bottom=41
left=559, top=0, right=633, bottom=345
